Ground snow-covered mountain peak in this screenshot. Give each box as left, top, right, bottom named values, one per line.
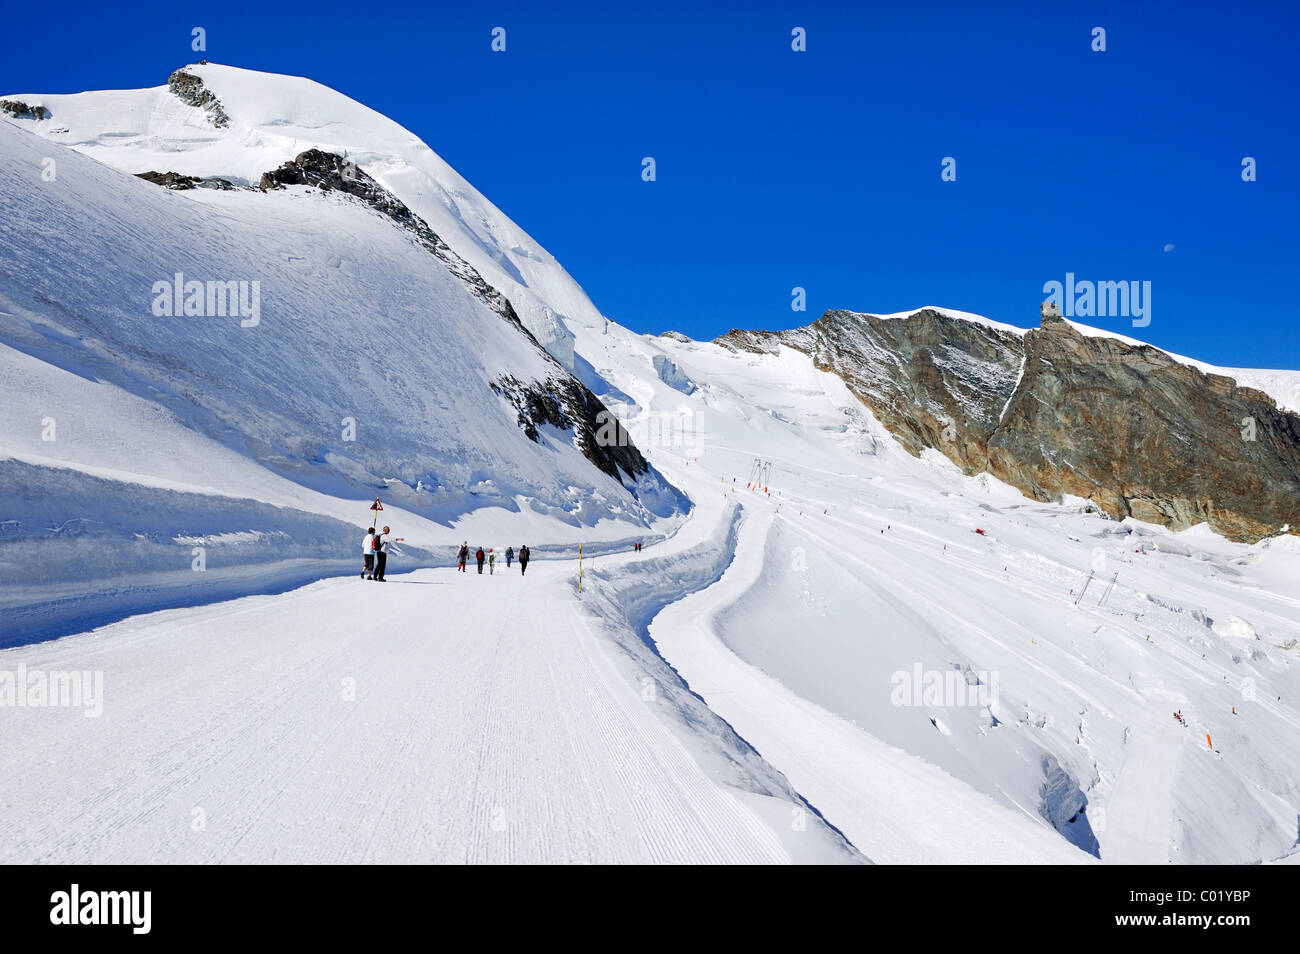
left=0, top=83, right=690, bottom=641
left=5, top=61, right=596, bottom=366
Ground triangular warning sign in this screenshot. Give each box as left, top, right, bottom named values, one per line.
left=370, top=498, right=383, bottom=511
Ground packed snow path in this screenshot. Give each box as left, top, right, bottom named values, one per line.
left=0, top=561, right=828, bottom=864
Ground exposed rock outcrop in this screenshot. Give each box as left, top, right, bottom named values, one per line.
left=719, top=308, right=1300, bottom=542
left=136, top=170, right=198, bottom=190
left=260, top=149, right=521, bottom=327
left=134, top=170, right=237, bottom=191
left=167, top=69, right=229, bottom=127
left=491, top=374, right=649, bottom=485
left=261, top=148, right=652, bottom=491
left=0, top=99, right=49, bottom=120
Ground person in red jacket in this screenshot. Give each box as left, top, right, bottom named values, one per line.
left=475, top=547, right=485, bottom=574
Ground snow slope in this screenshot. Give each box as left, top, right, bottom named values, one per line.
left=0, top=122, right=655, bottom=519
left=4, top=63, right=1299, bottom=864
left=555, top=306, right=1300, bottom=865
left=0, top=556, right=855, bottom=864
left=0, top=115, right=681, bottom=642
left=20, top=298, right=1289, bottom=863
left=4, top=62, right=596, bottom=366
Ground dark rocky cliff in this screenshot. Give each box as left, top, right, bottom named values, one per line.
left=720, top=308, right=1300, bottom=542
left=167, top=69, right=229, bottom=127
left=0, top=99, right=49, bottom=120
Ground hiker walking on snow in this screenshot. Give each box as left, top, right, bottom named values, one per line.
left=489, top=549, right=496, bottom=574
left=362, top=527, right=377, bottom=579
left=506, top=546, right=514, bottom=568
left=519, top=544, right=530, bottom=576
left=371, top=527, right=385, bottom=581
left=373, top=525, right=403, bottom=582
left=457, top=542, right=469, bottom=573
left=476, top=547, right=485, bottom=574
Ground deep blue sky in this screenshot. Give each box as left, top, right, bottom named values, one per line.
left=4, top=0, right=1298, bottom=368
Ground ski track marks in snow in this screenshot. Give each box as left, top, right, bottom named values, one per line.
left=563, top=316, right=1300, bottom=865
left=645, top=495, right=1091, bottom=864
left=5, top=63, right=1300, bottom=865
left=0, top=562, right=821, bottom=864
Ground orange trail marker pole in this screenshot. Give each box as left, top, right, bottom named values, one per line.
left=1206, top=733, right=1213, bottom=749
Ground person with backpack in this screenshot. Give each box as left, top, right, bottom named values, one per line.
left=370, top=528, right=383, bottom=580
left=457, top=542, right=469, bottom=572
left=488, top=549, right=496, bottom=574
left=506, top=546, right=514, bottom=568
left=373, top=525, right=404, bottom=581
left=519, top=544, right=530, bottom=576
left=362, top=527, right=377, bottom=579
left=476, top=546, right=485, bottom=574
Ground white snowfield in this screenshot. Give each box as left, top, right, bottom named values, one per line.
left=0, top=116, right=672, bottom=535
left=0, top=84, right=685, bottom=640
left=4, top=62, right=591, bottom=367
left=2, top=64, right=1298, bottom=865
left=0, top=556, right=854, bottom=864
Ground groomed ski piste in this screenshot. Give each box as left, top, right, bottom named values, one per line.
left=2, top=65, right=1299, bottom=865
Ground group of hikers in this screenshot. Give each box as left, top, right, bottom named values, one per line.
left=361, top=528, right=648, bottom=579
left=456, top=542, right=530, bottom=575
left=362, top=528, right=530, bottom=579
left=360, top=526, right=404, bottom=581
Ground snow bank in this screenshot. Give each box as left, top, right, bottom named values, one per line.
left=1211, top=616, right=1257, bottom=641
